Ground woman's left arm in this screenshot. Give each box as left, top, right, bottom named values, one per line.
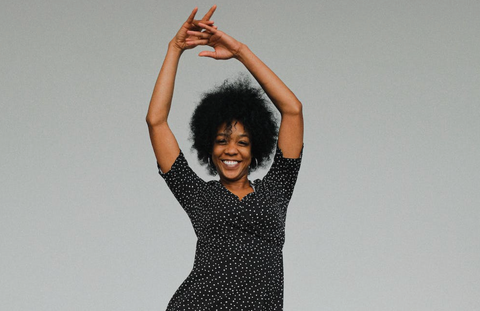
left=189, top=23, right=304, bottom=158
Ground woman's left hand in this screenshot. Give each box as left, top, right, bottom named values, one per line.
left=171, top=6, right=217, bottom=51
left=187, top=23, right=243, bottom=60
left=189, top=14, right=303, bottom=159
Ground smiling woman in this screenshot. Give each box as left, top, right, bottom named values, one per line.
left=190, top=76, right=278, bottom=175
left=146, top=5, right=304, bottom=311
left=212, top=122, right=253, bottom=197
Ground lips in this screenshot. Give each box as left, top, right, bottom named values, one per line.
left=222, top=160, right=240, bottom=168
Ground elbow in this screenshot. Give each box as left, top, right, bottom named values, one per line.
left=285, top=101, right=303, bottom=116
left=145, top=114, right=166, bottom=128
left=293, top=101, right=303, bottom=115
left=145, top=114, right=155, bottom=127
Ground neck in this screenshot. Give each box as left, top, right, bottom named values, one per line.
left=220, top=176, right=251, bottom=192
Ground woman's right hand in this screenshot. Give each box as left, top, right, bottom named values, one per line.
left=147, top=6, right=216, bottom=172
left=171, top=5, right=217, bottom=51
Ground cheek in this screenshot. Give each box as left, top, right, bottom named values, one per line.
left=244, top=148, right=252, bottom=160
left=211, top=145, right=221, bottom=157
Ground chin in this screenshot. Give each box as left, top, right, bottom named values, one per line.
left=219, top=169, right=248, bottom=181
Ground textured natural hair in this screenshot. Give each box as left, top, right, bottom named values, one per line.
left=190, top=76, right=278, bottom=175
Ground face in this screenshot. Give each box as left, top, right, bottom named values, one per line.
left=212, top=121, right=252, bottom=183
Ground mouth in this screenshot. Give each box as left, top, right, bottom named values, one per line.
left=222, top=160, right=240, bottom=168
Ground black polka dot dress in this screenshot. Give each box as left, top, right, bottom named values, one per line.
left=159, top=146, right=302, bottom=311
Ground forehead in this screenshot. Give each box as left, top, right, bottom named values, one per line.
left=216, top=121, right=249, bottom=136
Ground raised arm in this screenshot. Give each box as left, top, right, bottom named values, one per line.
left=190, top=23, right=304, bottom=158
left=146, top=6, right=216, bottom=173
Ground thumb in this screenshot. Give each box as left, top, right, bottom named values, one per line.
left=198, top=50, right=216, bottom=58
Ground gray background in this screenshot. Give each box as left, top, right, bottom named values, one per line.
left=1, top=0, right=479, bottom=310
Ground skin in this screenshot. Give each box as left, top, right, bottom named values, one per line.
left=146, top=6, right=303, bottom=200
left=146, top=6, right=217, bottom=171
left=212, top=121, right=253, bottom=199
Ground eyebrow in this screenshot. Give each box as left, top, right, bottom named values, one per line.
left=216, top=133, right=250, bottom=138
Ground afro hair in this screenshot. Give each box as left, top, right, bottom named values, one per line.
left=190, top=76, right=278, bottom=175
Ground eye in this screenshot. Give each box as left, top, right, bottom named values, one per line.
left=215, top=139, right=227, bottom=145
left=238, top=140, right=250, bottom=146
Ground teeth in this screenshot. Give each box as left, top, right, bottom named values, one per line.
left=223, top=160, right=238, bottom=166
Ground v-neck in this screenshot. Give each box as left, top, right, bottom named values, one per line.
left=217, top=181, right=255, bottom=202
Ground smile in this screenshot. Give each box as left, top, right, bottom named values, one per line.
left=222, top=160, right=240, bottom=167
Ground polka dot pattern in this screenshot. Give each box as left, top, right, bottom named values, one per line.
left=159, top=146, right=302, bottom=310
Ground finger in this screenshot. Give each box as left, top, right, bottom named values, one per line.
left=201, top=5, right=217, bottom=21
left=187, top=30, right=211, bottom=38
left=198, top=50, right=216, bottom=58
left=186, top=39, right=210, bottom=47
left=192, top=19, right=214, bottom=28
left=197, top=22, right=217, bottom=34
left=185, top=7, right=198, bottom=24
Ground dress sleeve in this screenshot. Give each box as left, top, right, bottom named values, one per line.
left=262, top=145, right=303, bottom=204
left=158, top=151, right=206, bottom=215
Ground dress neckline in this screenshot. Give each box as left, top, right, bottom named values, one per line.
left=216, top=180, right=255, bottom=202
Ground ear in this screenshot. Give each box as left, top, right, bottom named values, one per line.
left=249, top=157, right=258, bottom=169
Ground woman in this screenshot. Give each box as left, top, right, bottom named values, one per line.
left=146, top=6, right=303, bottom=310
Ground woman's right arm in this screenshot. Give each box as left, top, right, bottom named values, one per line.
left=146, top=6, right=216, bottom=173
left=146, top=42, right=182, bottom=173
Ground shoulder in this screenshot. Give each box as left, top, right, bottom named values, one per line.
left=258, top=145, right=303, bottom=196
left=270, top=145, right=303, bottom=172
left=158, top=150, right=206, bottom=186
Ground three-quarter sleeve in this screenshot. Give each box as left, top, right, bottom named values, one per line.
left=159, top=151, right=207, bottom=217
left=262, top=146, right=303, bottom=205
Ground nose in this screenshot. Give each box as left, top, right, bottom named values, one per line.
left=224, top=141, right=238, bottom=155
